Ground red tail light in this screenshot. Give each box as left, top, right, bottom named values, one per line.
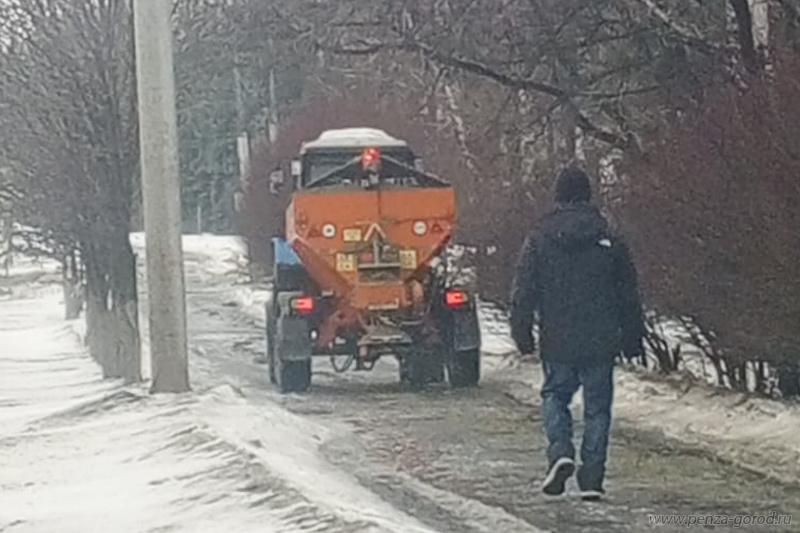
left=445, top=290, right=469, bottom=307
left=362, top=146, right=380, bottom=169
left=291, top=296, right=315, bottom=314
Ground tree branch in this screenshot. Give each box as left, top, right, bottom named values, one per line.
left=325, top=39, right=634, bottom=150
left=634, top=0, right=724, bottom=57
left=728, top=0, right=760, bottom=74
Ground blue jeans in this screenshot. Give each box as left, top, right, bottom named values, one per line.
left=541, top=361, right=614, bottom=491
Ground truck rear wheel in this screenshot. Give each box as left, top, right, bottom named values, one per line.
left=399, top=350, right=426, bottom=390
left=448, top=348, right=480, bottom=388
left=399, top=347, right=445, bottom=390
left=428, top=357, right=446, bottom=383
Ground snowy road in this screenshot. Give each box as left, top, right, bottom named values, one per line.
left=2, top=237, right=799, bottom=532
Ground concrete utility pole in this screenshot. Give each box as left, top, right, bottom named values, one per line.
left=267, top=36, right=279, bottom=146
left=233, top=62, right=250, bottom=188
left=133, top=0, right=190, bottom=393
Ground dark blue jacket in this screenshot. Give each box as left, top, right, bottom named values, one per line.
left=510, top=202, right=645, bottom=365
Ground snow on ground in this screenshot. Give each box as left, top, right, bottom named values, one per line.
left=485, top=319, right=800, bottom=489
left=612, top=366, right=800, bottom=483
left=468, top=306, right=800, bottom=486
left=497, top=340, right=800, bottom=484
left=131, top=233, right=249, bottom=280
left=0, top=288, right=119, bottom=435
left=0, top=239, right=452, bottom=533
left=499, top=358, right=800, bottom=484
left=476, top=302, right=517, bottom=356
left=0, top=254, right=61, bottom=300
left=465, top=305, right=800, bottom=486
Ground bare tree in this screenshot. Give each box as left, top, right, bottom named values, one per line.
left=0, top=0, right=141, bottom=383
left=622, top=51, right=800, bottom=396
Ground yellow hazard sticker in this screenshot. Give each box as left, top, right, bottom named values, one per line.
left=343, top=228, right=362, bottom=242
left=399, top=250, right=417, bottom=269
left=336, top=253, right=355, bottom=272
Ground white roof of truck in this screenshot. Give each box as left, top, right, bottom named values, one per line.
left=301, top=128, right=408, bottom=152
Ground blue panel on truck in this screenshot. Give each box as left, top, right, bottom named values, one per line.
left=272, top=237, right=301, bottom=266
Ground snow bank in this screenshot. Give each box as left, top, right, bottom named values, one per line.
left=0, top=254, right=62, bottom=301
left=130, top=232, right=248, bottom=281
left=233, top=285, right=271, bottom=327
left=1, top=237, right=447, bottom=533
left=495, top=358, right=800, bottom=486
left=475, top=303, right=800, bottom=484
left=196, top=387, right=446, bottom=533
left=478, top=302, right=517, bottom=356
left=613, top=367, right=800, bottom=483
left=0, top=290, right=118, bottom=435
left=1, top=383, right=443, bottom=533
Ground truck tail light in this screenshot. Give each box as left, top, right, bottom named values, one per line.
left=362, top=147, right=380, bottom=169
left=290, top=296, right=315, bottom=314
left=445, top=289, right=469, bottom=308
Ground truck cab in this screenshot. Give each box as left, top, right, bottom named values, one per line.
left=296, top=129, right=420, bottom=189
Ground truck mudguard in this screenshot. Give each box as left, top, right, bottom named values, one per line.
left=275, top=292, right=312, bottom=362
left=276, top=317, right=312, bottom=362
left=453, top=305, right=481, bottom=352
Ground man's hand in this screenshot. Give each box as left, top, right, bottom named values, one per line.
left=622, top=340, right=645, bottom=364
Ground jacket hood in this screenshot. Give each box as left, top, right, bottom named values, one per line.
left=539, top=202, right=609, bottom=250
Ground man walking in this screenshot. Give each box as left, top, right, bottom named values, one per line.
left=510, top=167, right=645, bottom=501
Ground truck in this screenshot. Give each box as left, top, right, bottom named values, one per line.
left=266, top=128, right=481, bottom=393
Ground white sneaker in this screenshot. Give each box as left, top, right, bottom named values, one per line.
left=580, top=489, right=605, bottom=502
left=541, top=457, right=575, bottom=496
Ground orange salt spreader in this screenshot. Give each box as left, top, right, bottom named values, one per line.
left=264, top=128, right=481, bottom=393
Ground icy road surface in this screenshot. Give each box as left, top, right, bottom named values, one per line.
left=1, top=236, right=799, bottom=532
